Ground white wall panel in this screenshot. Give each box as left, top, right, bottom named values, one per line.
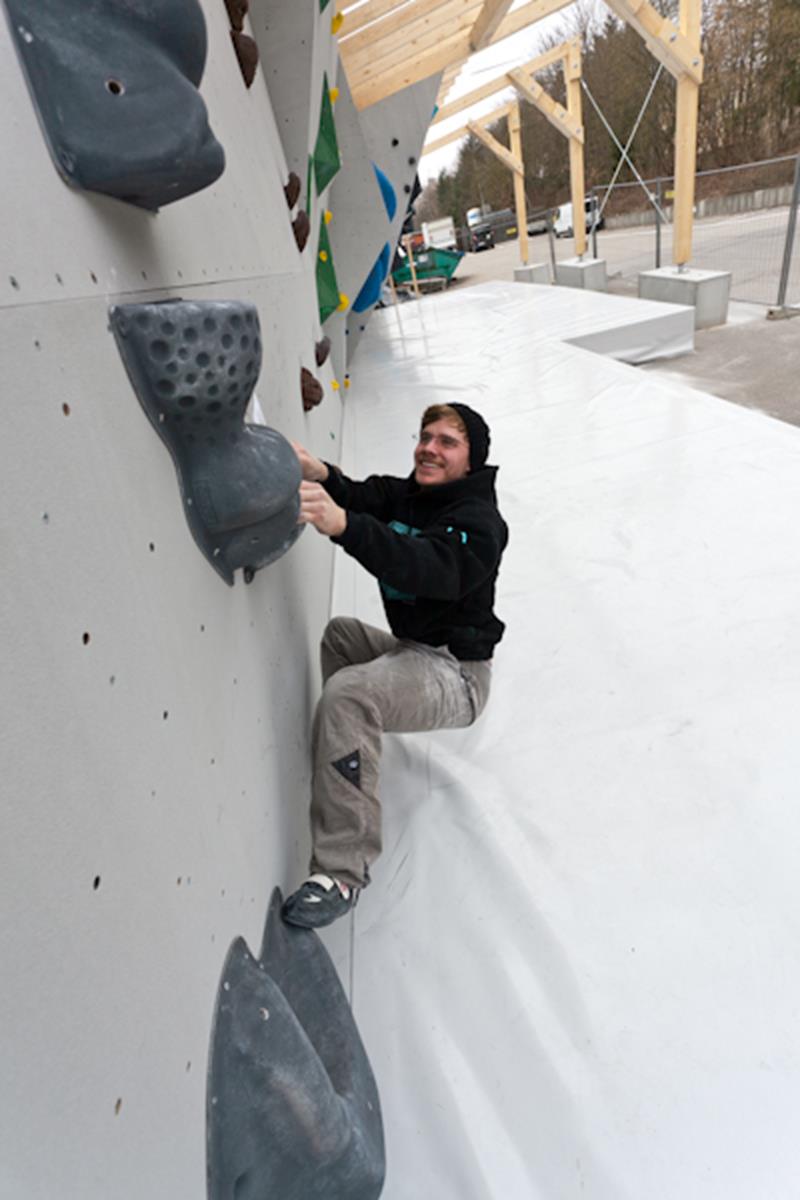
left=0, top=6, right=309, bottom=308
left=0, top=0, right=350, bottom=1184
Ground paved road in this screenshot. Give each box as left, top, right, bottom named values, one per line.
left=453, top=206, right=799, bottom=307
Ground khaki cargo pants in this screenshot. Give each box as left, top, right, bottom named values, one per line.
left=309, top=616, right=492, bottom=889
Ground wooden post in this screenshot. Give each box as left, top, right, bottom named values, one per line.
left=508, top=102, right=529, bottom=265
left=564, top=41, right=586, bottom=258
left=403, top=234, right=422, bottom=299
left=673, top=0, right=701, bottom=266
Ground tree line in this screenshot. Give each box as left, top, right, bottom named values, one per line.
left=418, top=0, right=800, bottom=227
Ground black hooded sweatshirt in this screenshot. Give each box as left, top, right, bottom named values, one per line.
left=323, top=463, right=508, bottom=661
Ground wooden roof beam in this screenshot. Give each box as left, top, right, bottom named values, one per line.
left=430, top=40, right=576, bottom=127
left=350, top=0, right=572, bottom=108
left=422, top=98, right=514, bottom=157
left=469, top=0, right=515, bottom=51
left=341, top=0, right=472, bottom=59
left=342, top=0, right=482, bottom=74
left=604, top=0, right=703, bottom=82
left=339, top=0, right=413, bottom=40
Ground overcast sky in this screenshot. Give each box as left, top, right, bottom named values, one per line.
left=418, top=0, right=604, bottom=183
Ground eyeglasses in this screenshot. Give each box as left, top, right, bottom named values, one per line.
left=417, top=430, right=468, bottom=451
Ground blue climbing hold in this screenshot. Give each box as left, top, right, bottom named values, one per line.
left=371, top=163, right=397, bottom=222
left=352, top=243, right=391, bottom=313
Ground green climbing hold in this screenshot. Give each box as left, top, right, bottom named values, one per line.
left=316, top=215, right=340, bottom=324
left=313, top=73, right=340, bottom=195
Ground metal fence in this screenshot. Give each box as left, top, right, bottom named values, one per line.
left=584, top=155, right=800, bottom=309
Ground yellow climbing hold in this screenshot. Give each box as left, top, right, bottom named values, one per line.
left=331, top=11, right=344, bottom=34
left=332, top=379, right=340, bottom=391
left=337, top=293, right=349, bottom=312
left=329, top=86, right=340, bottom=105
left=324, top=210, right=333, bottom=225
left=319, top=250, right=328, bottom=263
left=344, top=376, right=351, bottom=390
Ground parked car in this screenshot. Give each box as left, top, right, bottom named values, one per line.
left=526, top=211, right=550, bottom=236
left=470, top=223, right=495, bottom=251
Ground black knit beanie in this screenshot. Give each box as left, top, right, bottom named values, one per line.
left=449, top=403, right=490, bottom=472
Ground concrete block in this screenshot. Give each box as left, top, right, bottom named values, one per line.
left=638, top=267, right=732, bottom=329
left=514, top=263, right=551, bottom=285
left=555, top=257, right=608, bottom=292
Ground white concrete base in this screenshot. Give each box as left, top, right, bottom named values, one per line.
left=639, top=266, right=732, bottom=330
left=555, top=256, right=608, bottom=291
left=514, top=263, right=551, bottom=285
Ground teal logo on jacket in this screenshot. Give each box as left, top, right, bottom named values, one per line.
left=381, top=520, right=421, bottom=602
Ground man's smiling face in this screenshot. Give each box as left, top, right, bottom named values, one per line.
left=414, top=417, right=471, bottom=487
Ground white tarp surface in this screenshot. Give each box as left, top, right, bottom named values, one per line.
left=323, top=285, right=800, bottom=1199
left=371, top=279, right=694, bottom=365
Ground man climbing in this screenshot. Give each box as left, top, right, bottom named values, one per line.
left=282, top=403, right=508, bottom=928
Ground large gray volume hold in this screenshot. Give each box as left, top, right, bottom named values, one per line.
left=3, top=0, right=224, bottom=209
left=207, top=889, right=386, bottom=1199
left=110, top=300, right=302, bottom=585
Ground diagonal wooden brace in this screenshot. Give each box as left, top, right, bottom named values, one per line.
left=466, top=118, right=523, bottom=175
left=604, top=0, right=703, bottom=83
left=508, top=69, right=583, bottom=142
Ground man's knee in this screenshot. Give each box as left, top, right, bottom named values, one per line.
left=318, top=664, right=381, bottom=726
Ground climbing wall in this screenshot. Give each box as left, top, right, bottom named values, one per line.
left=346, top=72, right=442, bottom=362
left=0, top=1, right=395, bottom=1195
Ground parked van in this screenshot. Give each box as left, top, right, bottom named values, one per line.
left=553, top=197, right=604, bottom=238
left=421, top=216, right=457, bottom=250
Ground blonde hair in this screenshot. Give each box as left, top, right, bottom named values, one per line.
left=420, top=404, right=467, bottom=436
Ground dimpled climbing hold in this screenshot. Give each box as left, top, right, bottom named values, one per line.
left=329, top=86, right=339, bottom=104
left=337, top=293, right=349, bottom=312
left=331, top=11, right=344, bottom=34
left=319, top=249, right=328, bottom=263
left=109, top=300, right=302, bottom=584
left=6, top=0, right=225, bottom=210
left=331, top=380, right=340, bottom=391
left=324, top=209, right=333, bottom=225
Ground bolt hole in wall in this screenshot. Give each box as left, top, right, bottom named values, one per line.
left=105, top=78, right=125, bottom=96
left=82, top=632, right=90, bottom=645
left=93, top=876, right=101, bottom=890
left=62, top=403, right=70, bottom=415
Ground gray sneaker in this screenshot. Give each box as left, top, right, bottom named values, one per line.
left=281, top=874, right=359, bottom=929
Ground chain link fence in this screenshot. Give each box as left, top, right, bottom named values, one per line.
left=586, top=155, right=800, bottom=308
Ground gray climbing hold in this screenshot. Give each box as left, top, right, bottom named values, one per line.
left=109, top=300, right=302, bottom=585
left=3, top=0, right=225, bottom=210
left=207, top=889, right=385, bottom=1200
